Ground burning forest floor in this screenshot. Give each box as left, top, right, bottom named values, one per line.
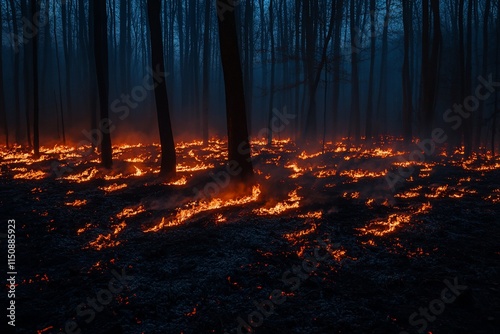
left=1, top=138, right=499, bottom=334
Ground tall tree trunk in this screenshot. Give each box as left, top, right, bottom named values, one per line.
left=88, top=0, right=97, bottom=146
left=420, top=0, right=441, bottom=134
left=147, top=0, right=176, bottom=178
left=53, top=2, right=66, bottom=144
left=349, top=0, right=360, bottom=141
left=216, top=0, right=253, bottom=181
left=267, top=0, right=275, bottom=145
left=375, top=0, right=391, bottom=137
left=402, top=0, right=413, bottom=144
left=475, top=0, right=490, bottom=151
left=463, top=0, right=473, bottom=157
left=119, top=0, right=128, bottom=88
left=202, top=0, right=211, bottom=146
left=244, top=0, right=254, bottom=135
left=8, top=0, right=22, bottom=144
left=21, top=0, right=32, bottom=148
left=365, top=0, right=376, bottom=141
left=32, top=0, right=40, bottom=157
left=0, top=3, right=8, bottom=147
left=332, top=0, right=343, bottom=141
left=93, top=0, right=113, bottom=168
left=62, top=1, right=72, bottom=124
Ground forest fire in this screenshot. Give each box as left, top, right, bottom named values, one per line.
left=144, top=185, right=261, bottom=232
left=2, top=0, right=499, bottom=331
left=87, top=221, right=127, bottom=250
left=254, top=188, right=302, bottom=215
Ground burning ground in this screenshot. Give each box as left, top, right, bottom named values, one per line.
left=1, top=139, right=499, bottom=334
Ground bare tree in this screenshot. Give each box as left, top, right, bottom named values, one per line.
left=92, top=0, right=113, bottom=168
left=402, top=0, right=413, bottom=144
left=217, top=0, right=253, bottom=181
left=0, top=1, right=8, bottom=147
left=147, top=0, right=176, bottom=178
left=202, top=0, right=211, bottom=146
left=31, top=0, right=40, bottom=157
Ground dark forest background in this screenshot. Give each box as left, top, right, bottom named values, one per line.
left=0, top=0, right=499, bottom=154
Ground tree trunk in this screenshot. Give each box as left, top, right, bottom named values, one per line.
left=0, top=3, right=8, bottom=147
left=93, top=0, right=113, bottom=168
left=463, top=0, right=473, bottom=157
left=332, top=0, right=343, bottom=141
left=402, top=0, right=413, bottom=144
left=375, top=0, right=391, bottom=137
left=349, top=0, right=360, bottom=141
left=147, top=0, right=176, bottom=178
left=53, top=1, right=66, bottom=144
left=475, top=0, right=490, bottom=151
left=216, top=0, right=253, bottom=181
left=365, top=0, right=376, bottom=141
left=21, top=0, right=32, bottom=148
left=32, top=0, right=40, bottom=157
left=420, top=0, right=441, bottom=134
left=62, top=1, right=72, bottom=124
left=8, top=0, right=22, bottom=144
left=267, top=0, right=275, bottom=145
left=202, top=0, right=211, bottom=146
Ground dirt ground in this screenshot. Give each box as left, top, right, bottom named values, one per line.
left=1, top=142, right=499, bottom=334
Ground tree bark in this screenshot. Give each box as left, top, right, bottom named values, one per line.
left=0, top=2, right=8, bottom=147
left=217, top=0, right=253, bottom=181
left=202, top=0, right=211, bottom=146
left=402, top=0, right=413, bottom=144
left=93, top=0, right=113, bottom=168
left=32, top=0, right=40, bottom=157
left=147, top=0, right=176, bottom=178
left=349, top=0, right=360, bottom=141
left=365, top=0, right=376, bottom=141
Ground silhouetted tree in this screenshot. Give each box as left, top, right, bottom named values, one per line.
left=402, top=0, right=413, bottom=144
left=202, top=0, right=211, bottom=146
left=365, top=0, right=376, bottom=141
left=349, top=0, right=361, bottom=140
left=0, top=3, right=8, bottom=147
left=420, top=0, right=442, bottom=133
left=217, top=0, right=253, bottom=181
left=147, top=0, right=176, bottom=178
left=375, top=0, right=392, bottom=137
left=93, top=0, right=113, bottom=168
left=31, top=0, right=39, bottom=157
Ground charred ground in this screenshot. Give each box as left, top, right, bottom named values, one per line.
left=1, top=139, right=499, bottom=334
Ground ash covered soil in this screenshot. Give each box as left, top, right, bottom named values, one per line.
left=1, top=140, right=499, bottom=334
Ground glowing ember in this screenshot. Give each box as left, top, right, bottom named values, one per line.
left=254, top=189, right=301, bottom=215
left=425, top=185, right=448, bottom=198
left=64, top=199, right=88, bottom=207
left=298, top=151, right=322, bottom=160
left=298, top=211, right=323, bottom=219
left=343, top=192, right=360, bottom=199
left=77, top=223, right=94, bottom=235
left=358, top=202, right=432, bottom=237
left=215, top=214, right=227, bottom=223
left=177, top=162, right=215, bottom=172
left=339, top=169, right=387, bottom=180
left=395, top=186, right=423, bottom=199
left=284, top=222, right=318, bottom=242
left=99, top=183, right=128, bottom=192
left=12, top=168, right=47, bottom=180
left=133, top=166, right=144, bottom=176
left=61, top=167, right=99, bottom=183
left=145, top=186, right=261, bottom=232
left=165, top=175, right=188, bottom=186
left=87, top=221, right=127, bottom=250
left=116, top=205, right=146, bottom=219
left=37, top=326, right=54, bottom=334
